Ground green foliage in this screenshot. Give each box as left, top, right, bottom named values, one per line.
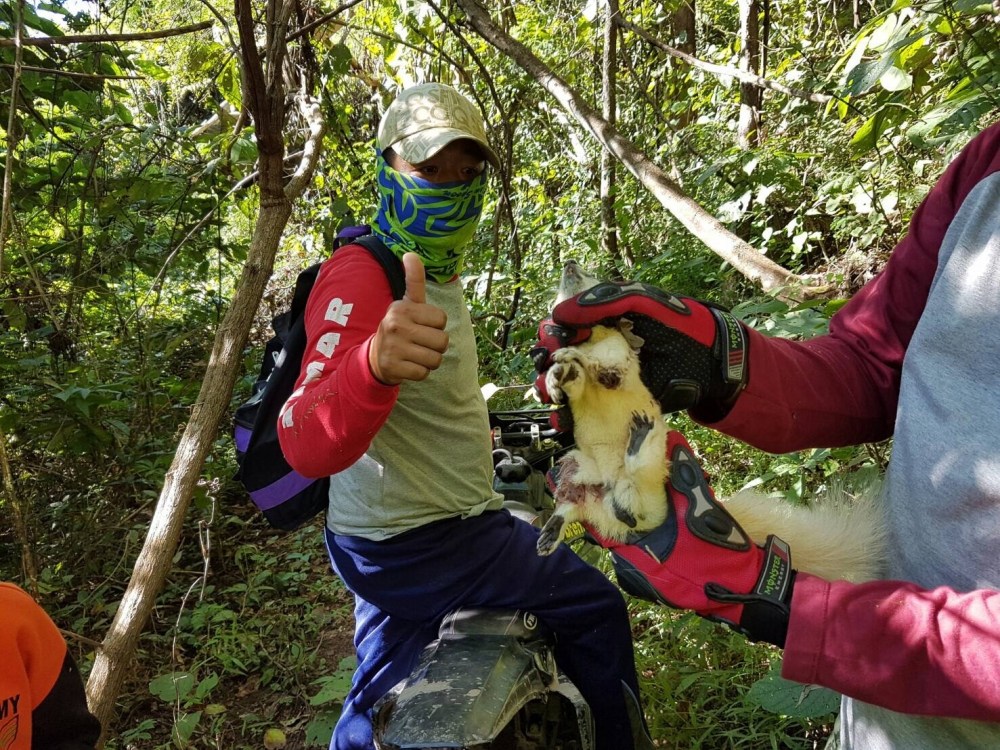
left=677, top=296, right=889, bottom=504
left=835, top=0, right=1000, bottom=149
left=630, top=603, right=835, bottom=747
left=147, top=671, right=224, bottom=746
left=747, top=662, right=842, bottom=718
left=74, top=515, right=359, bottom=749
left=301, top=656, right=357, bottom=747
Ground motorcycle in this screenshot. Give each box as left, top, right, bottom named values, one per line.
left=372, top=387, right=599, bottom=750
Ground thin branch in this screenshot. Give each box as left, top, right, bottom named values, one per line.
left=20, top=218, right=64, bottom=332
left=60, top=628, right=105, bottom=650
left=286, top=0, right=364, bottom=42
left=618, top=15, right=837, bottom=105
left=0, top=20, right=213, bottom=47
left=284, top=95, right=326, bottom=198
left=196, top=0, right=239, bottom=54
left=0, top=64, right=142, bottom=80
left=424, top=0, right=509, bottom=132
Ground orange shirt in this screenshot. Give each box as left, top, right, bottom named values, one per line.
left=0, top=583, right=100, bottom=749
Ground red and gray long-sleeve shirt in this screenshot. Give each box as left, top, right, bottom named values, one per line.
left=276, top=245, right=502, bottom=541
left=707, top=122, right=1000, bottom=747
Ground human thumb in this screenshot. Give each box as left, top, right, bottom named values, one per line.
left=402, top=252, right=426, bottom=304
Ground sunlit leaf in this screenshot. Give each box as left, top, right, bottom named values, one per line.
left=134, top=58, right=172, bottom=82
left=879, top=66, right=912, bottom=91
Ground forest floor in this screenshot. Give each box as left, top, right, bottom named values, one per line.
left=93, top=500, right=358, bottom=749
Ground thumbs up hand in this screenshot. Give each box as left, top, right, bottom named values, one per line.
left=401, top=251, right=429, bottom=305
left=369, top=253, right=450, bottom=385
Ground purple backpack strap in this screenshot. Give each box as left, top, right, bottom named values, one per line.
left=335, top=224, right=372, bottom=246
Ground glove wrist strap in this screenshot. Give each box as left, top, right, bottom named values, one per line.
left=710, top=307, right=747, bottom=394
left=691, top=308, right=748, bottom=422
left=705, top=535, right=795, bottom=647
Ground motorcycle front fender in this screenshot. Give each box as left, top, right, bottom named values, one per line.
left=375, top=614, right=557, bottom=748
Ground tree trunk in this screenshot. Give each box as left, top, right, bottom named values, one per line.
left=455, top=0, right=804, bottom=293
left=84, top=0, right=325, bottom=737
left=0, top=0, right=26, bottom=277
left=671, top=0, right=696, bottom=129
left=83, top=198, right=290, bottom=734
left=600, top=0, right=625, bottom=265
left=738, top=0, right=762, bottom=149
left=672, top=1, right=696, bottom=56
left=0, top=427, right=39, bottom=593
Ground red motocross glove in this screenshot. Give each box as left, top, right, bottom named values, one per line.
left=592, top=431, right=796, bottom=646
left=532, top=282, right=748, bottom=420
left=530, top=317, right=585, bottom=431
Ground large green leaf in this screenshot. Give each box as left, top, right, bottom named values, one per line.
left=217, top=56, right=243, bottom=111
left=850, top=110, right=888, bottom=150
left=149, top=671, right=196, bottom=702
left=844, top=31, right=924, bottom=95
left=746, top=662, right=841, bottom=717
left=879, top=65, right=912, bottom=91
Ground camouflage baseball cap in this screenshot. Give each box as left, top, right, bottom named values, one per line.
left=377, top=83, right=500, bottom=169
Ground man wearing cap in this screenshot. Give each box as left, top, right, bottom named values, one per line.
left=277, top=83, right=650, bottom=750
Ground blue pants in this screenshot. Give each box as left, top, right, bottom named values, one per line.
left=325, top=509, right=641, bottom=750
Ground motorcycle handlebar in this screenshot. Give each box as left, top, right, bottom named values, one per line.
left=488, top=409, right=568, bottom=452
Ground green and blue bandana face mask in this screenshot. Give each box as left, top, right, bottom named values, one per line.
left=372, top=151, right=489, bottom=283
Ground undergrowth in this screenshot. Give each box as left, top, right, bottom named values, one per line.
left=22, top=482, right=842, bottom=749
left=630, top=600, right=836, bottom=749
left=20, top=491, right=358, bottom=749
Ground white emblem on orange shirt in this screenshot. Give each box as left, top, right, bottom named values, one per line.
left=0, top=713, right=20, bottom=749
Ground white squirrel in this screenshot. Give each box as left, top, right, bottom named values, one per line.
left=536, top=260, right=886, bottom=583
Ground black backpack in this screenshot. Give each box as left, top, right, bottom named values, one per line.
left=233, top=232, right=405, bottom=530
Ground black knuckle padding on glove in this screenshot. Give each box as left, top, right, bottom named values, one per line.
left=541, top=281, right=749, bottom=417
